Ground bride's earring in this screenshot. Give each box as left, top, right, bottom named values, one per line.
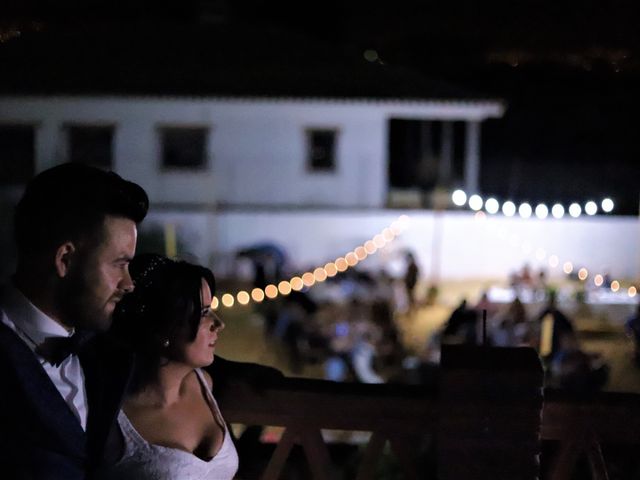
left=162, top=339, right=170, bottom=348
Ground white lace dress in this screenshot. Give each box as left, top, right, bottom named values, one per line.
left=100, top=369, right=238, bottom=480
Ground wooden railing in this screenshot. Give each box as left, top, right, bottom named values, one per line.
left=220, top=379, right=436, bottom=480
left=218, top=377, right=640, bottom=480
left=541, top=389, right=640, bottom=480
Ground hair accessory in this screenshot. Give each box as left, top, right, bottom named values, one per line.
left=133, top=254, right=174, bottom=291
left=162, top=339, right=170, bottom=348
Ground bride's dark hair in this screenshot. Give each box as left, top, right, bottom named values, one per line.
left=112, top=253, right=216, bottom=393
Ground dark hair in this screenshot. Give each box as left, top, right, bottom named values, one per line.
left=112, top=254, right=216, bottom=393
left=14, top=163, right=148, bottom=258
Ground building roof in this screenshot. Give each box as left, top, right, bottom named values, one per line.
left=0, top=22, right=502, bottom=105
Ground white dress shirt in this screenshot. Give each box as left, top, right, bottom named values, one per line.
left=0, top=285, right=88, bottom=430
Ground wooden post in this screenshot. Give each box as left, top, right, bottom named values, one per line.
left=438, top=345, right=544, bottom=479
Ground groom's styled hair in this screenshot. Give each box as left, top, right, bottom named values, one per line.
left=14, top=163, right=149, bottom=259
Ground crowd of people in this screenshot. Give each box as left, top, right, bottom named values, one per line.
left=252, top=267, right=408, bottom=384
left=231, top=250, right=622, bottom=396
left=424, top=284, right=611, bottom=394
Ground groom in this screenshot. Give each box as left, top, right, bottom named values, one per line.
left=0, top=163, right=149, bottom=479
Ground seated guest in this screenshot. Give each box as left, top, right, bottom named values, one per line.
left=98, top=254, right=237, bottom=480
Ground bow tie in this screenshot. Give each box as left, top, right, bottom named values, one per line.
left=35, top=332, right=89, bottom=367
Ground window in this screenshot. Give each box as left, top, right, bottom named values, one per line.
left=0, top=125, right=35, bottom=185
left=67, top=125, right=114, bottom=169
left=160, top=127, right=208, bottom=170
left=307, top=129, right=337, bottom=172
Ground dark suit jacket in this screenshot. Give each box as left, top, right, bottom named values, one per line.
left=0, top=323, right=132, bottom=480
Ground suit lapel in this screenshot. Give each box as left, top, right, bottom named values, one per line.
left=0, top=322, right=86, bottom=456
left=80, top=335, right=133, bottom=467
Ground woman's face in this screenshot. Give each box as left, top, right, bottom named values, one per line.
left=180, top=278, right=224, bottom=368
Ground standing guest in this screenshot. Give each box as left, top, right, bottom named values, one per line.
left=625, top=303, right=640, bottom=367
left=98, top=254, right=238, bottom=480
left=0, top=163, right=149, bottom=479
left=403, top=251, right=420, bottom=310
left=536, top=290, right=575, bottom=359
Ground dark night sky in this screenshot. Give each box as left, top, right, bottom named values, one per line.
left=3, top=0, right=640, bottom=213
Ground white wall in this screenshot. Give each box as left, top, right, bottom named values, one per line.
left=143, top=208, right=640, bottom=282
left=0, top=96, right=501, bottom=209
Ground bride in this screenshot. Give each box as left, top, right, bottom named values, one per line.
left=98, top=254, right=238, bottom=480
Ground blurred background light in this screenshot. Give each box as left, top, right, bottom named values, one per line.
left=236, top=290, right=250, bottom=305
left=221, top=293, right=235, bottom=307
left=468, top=194, right=483, bottom=211
left=535, top=203, right=548, bottom=219
left=578, top=267, right=588, bottom=280
left=485, top=197, right=499, bottom=214
left=585, top=201, right=598, bottom=216
left=518, top=202, right=532, bottom=219
left=452, top=189, right=467, bottom=206
left=502, top=201, right=516, bottom=217
left=551, top=204, right=565, bottom=219
left=569, top=203, right=582, bottom=218
left=278, top=280, right=292, bottom=295
left=265, top=284, right=278, bottom=299
left=602, top=198, right=614, bottom=213
left=251, top=288, right=265, bottom=302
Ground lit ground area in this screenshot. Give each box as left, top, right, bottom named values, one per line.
left=215, top=278, right=640, bottom=394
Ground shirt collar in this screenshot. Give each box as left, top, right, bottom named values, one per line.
left=0, top=283, right=73, bottom=346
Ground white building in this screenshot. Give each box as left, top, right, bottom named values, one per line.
left=0, top=95, right=503, bottom=209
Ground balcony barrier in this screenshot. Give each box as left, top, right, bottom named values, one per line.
left=217, top=345, right=640, bottom=479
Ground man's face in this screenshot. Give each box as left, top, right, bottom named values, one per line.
left=61, top=216, right=137, bottom=332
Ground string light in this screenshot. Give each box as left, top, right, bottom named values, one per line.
left=518, top=203, right=532, bottom=219
left=502, top=201, right=516, bottom=217
left=313, top=268, right=327, bottom=282
left=552, top=204, right=565, bottom=219
left=324, top=263, right=338, bottom=277
left=213, top=216, right=409, bottom=309
left=451, top=189, right=467, bottom=206
left=265, top=284, right=278, bottom=299
left=475, top=211, right=487, bottom=221
left=364, top=240, right=377, bottom=254
left=335, top=257, right=348, bottom=272
left=485, top=198, right=499, bottom=214
left=237, top=291, right=250, bottom=305
left=277, top=281, right=292, bottom=296
left=354, top=246, right=368, bottom=260
left=535, top=204, right=549, bottom=220
left=473, top=214, right=634, bottom=302
left=578, top=268, right=588, bottom=280
left=372, top=234, right=386, bottom=248
left=221, top=293, right=234, bottom=308
left=302, top=272, right=316, bottom=287
left=290, top=276, right=304, bottom=291
left=251, top=288, right=265, bottom=303
left=569, top=203, right=582, bottom=218
left=469, top=194, right=483, bottom=211
left=382, top=228, right=395, bottom=242
left=450, top=190, right=614, bottom=218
